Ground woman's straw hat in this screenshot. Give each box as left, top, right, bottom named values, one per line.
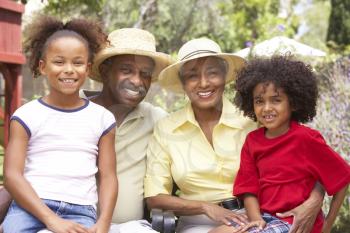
left=158, top=38, right=246, bottom=93
left=91, top=28, right=172, bottom=82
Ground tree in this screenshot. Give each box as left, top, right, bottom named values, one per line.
left=327, top=0, right=350, bottom=50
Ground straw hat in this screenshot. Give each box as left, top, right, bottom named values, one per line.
left=158, top=38, right=246, bottom=93
left=91, top=28, right=172, bottom=82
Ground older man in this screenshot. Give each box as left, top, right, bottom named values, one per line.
left=82, top=28, right=172, bottom=232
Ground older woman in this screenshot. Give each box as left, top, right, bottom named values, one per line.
left=144, top=38, right=323, bottom=233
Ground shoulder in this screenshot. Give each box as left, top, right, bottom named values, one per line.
left=152, top=107, right=186, bottom=135
left=138, top=102, right=168, bottom=122
left=12, top=99, right=41, bottom=116
left=86, top=100, right=115, bottom=119
left=291, top=122, right=326, bottom=145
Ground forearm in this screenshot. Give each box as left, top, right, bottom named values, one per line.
left=324, top=185, right=348, bottom=231
left=146, top=194, right=208, bottom=216
left=97, top=174, right=118, bottom=223
left=243, top=194, right=263, bottom=221
left=4, top=173, right=56, bottom=225
left=306, top=182, right=325, bottom=209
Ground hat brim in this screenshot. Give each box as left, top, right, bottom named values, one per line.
left=158, top=53, right=246, bottom=93
left=90, top=47, right=172, bottom=82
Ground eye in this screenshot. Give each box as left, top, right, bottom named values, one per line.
left=120, top=67, right=132, bottom=74
left=53, top=60, right=64, bottom=65
left=272, top=98, right=281, bottom=103
left=207, top=68, right=220, bottom=76
left=254, top=99, right=263, bottom=105
left=184, top=72, right=198, bottom=80
left=73, top=61, right=85, bottom=66
left=140, top=71, right=152, bottom=79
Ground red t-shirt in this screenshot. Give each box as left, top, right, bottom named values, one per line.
left=233, top=121, right=350, bottom=233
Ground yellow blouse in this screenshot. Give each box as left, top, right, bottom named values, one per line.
left=144, top=97, right=257, bottom=203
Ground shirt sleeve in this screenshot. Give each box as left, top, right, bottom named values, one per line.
left=100, top=109, right=116, bottom=138
left=306, top=131, right=350, bottom=196
left=144, top=122, right=173, bottom=197
left=233, top=135, right=260, bottom=197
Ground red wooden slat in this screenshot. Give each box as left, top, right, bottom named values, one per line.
left=0, top=0, right=24, bottom=13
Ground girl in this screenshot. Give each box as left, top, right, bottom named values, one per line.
left=3, top=15, right=118, bottom=233
left=210, top=55, right=350, bottom=233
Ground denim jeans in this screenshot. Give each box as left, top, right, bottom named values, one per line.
left=3, top=199, right=97, bottom=233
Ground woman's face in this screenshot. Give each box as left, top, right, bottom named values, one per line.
left=180, top=56, right=227, bottom=111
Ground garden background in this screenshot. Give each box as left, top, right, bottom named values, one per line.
left=4, top=0, right=350, bottom=232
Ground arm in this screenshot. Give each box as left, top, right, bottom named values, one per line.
left=91, top=129, right=118, bottom=233
left=277, top=182, right=324, bottom=233
left=243, top=194, right=265, bottom=225
left=4, top=120, right=88, bottom=233
left=322, top=185, right=348, bottom=233
left=146, top=194, right=247, bottom=226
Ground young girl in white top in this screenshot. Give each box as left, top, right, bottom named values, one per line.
left=3, top=15, right=118, bottom=233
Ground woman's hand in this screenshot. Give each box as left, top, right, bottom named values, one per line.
left=202, top=202, right=248, bottom=226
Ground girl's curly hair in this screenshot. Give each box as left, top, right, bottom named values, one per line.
left=234, top=55, right=318, bottom=123
left=24, top=14, right=107, bottom=78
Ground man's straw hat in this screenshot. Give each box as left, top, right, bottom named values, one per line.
left=91, top=28, right=172, bottom=82
left=158, top=38, right=246, bottom=93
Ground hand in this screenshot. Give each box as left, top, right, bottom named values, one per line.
left=46, top=215, right=89, bottom=233
left=203, top=203, right=248, bottom=226
left=276, top=200, right=321, bottom=233
left=88, top=220, right=110, bottom=233
left=231, top=219, right=266, bottom=233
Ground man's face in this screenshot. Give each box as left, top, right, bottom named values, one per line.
left=104, top=55, right=155, bottom=107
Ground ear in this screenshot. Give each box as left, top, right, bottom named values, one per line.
left=38, top=59, right=46, bottom=76
left=86, top=62, right=92, bottom=75
left=99, top=63, right=110, bottom=84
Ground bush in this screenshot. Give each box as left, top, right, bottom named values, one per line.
left=309, top=56, right=350, bottom=233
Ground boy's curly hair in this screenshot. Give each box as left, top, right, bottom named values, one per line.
left=24, top=14, right=108, bottom=78
left=234, top=55, right=318, bottom=123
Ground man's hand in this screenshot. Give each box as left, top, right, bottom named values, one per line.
left=277, top=199, right=322, bottom=233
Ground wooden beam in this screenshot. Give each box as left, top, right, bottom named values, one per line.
left=0, top=0, right=24, bottom=13
left=0, top=53, right=25, bottom=65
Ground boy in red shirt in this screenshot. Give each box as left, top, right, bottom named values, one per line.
left=210, top=55, right=350, bottom=233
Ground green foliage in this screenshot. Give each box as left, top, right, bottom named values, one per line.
left=217, top=0, right=298, bottom=51
left=309, top=56, right=350, bottom=233
left=327, top=0, right=350, bottom=52
left=43, top=0, right=106, bottom=20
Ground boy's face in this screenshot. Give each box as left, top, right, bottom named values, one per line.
left=253, top=82, right=292, bottom=138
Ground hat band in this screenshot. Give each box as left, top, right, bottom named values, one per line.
left=180, top=50, right=218, bottom=61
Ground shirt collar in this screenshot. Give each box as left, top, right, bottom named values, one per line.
left=122, top=102, right=145, bottom=123
left=171, top=96, right=245, bottom=132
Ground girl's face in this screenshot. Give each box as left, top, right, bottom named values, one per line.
left=39, top=36, right=90, bottom=97
left=253, top=82, right=292, bottom=138
left=180, top=57, right=226, bottom=112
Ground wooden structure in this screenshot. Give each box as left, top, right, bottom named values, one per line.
left=0, top=0, right=25, bottom=147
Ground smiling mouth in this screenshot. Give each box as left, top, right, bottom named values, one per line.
left=59, top=78, right=78, bottom=84
left=263, top=114, right=276, bottom=122
left=197, top=90, right=214, bottom=98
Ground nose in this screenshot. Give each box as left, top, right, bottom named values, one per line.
left=128, top=71, right=143, bottom=86
left=263, top=102, right=271, bottom=111
left=64, top=63, right=74, bottom=74
left=199, top=73, right=209, bottom=88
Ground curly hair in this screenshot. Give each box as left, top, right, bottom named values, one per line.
left=234, top=55, right=318, bottom=123
left=24, top=14, right=107, bottom=78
